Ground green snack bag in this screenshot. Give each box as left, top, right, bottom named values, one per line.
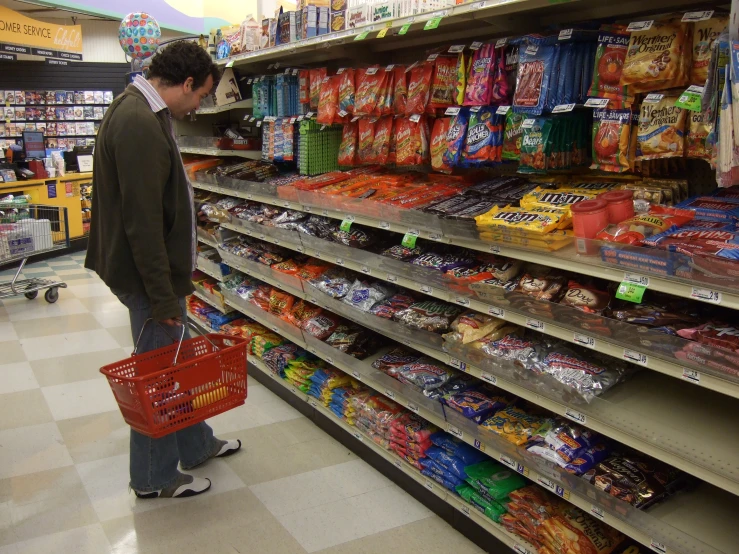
left=484, top=501, right=508, bottom=523
left=518, top=117, right=552, bottom=174
left=465, top=460, right=527, bottom=500
left=502, top=111, right=525, bottom=160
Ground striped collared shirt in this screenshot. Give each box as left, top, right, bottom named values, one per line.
left=132, top=75, right=197, bottom=270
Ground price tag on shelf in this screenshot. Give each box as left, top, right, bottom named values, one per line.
left=449, top=357, right=467, bottom=371
left=360, top=266, right=371, bottom=275
left=337, top=67, right=346, bottom=74
left=522, top=118, right=535, bottom=129
left=495, top=37, right=508, bottom=48
left=488, top=245, right=501, bottom=255
left=525, top=43, right=538, bottom=55
left=616, top=281, right=647, bottom=303
left=325, top=356, right=334, bottom=365
left=256, top=121, right=262, bottom=128
left=650, top=540, right=667, bottom=554
left=259, top=233, right=266, bottom=241
left=308, top=399, right=318, bottom=408
left=354, top=30, right=370, bottom=40
left=428, top=233, right=443, bottom=241
left=424, top=15, right=444, bottom=30
left=525, top=318, right=544, bottom=331
left=378, top=221, right=391, bottom=230
left=385, top=64, right=395, bottom=71
left=398, top=23, right=411, bottom=35
left=564, top=408, right=586, bottom=425
left=499, top=454, right=517, bottom=469
left=455, top=296, right=470, bottom=307
left=558, top=28, right=573, bottom=40
left=573, top=333, right=596, bottom=349
left=643, top=93, right=664, bottom=104
left=480, top=371, right=497, bottom=385
left=387, top=274, right=398, bottom=283
left=690, top=287, right=721, bottom=304
left=337, top=109, right=348, bottom=117
left=448, top=44, right=465, bottom=53
left=420, top=285, right=433, bottom=295
left=247, top=78, right=253, bottom=84
left=513, top=544, right=532, bottom=554
left=488, top=306, right=505, bottom=318
left=470, top=41, right=483, bottom=50
left=292, top=68, right=299, bottom=75
left=496, top=105, right=511, bottom=115
left=352, top=430, right=364, bottom=441
left=627, top=20, right=653, bottom=32
left=408, top=403, right=419, bottom=414
left=447, top=425, right=463, bottom=439
left=335, top=258, right=344, bottom=266
left=682, top=368, right=700, bottom=384
left=409, top=113, right=421, bottom=122
left=339, top=218, right=353, bottom=232
left=676, top=85, right=704, bottom=111
left=682, top=10, right=713, bottom=22
left=425, top=480, right=434, bottom=491
left=623, top=349, right=649, bottom=366
left=473, top=439, right=485, bottom=452
left=427, top=53, right=439, bottom=61
left=385, top=389, right=395, bottom=400
left=321, top=209, right=329, bottom=217
left=537, top=477, right=557, bottom=493
left=584, top=98, right=609, bottom=108
left=297, top=115, right=305, bottom=121
left=590, top=505, right=605, bottom=521
left=305, top=111, right=314, bottom=118
left=401, top=232, right=418, bottom=248
left=460, top=503, right=471, bottom=517
left=296, top=245, right=305, bottom=254
left=351, top=370, right=361, bottom=380
left=226, top=60, right=235, bottom=68
left=552, top=103, right=575, bottom=113
left=376, top=27, right=390, bottom=38
left=445, top=106, right=461, bottom=116
left=518, top=463, right=530, bottom=478
left=394, top=459, right=403, bottom=469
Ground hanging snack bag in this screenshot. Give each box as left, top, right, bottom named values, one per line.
left=309, top=68, right=327, bottom=109
left=692, top=15, right=728, bottom=85
left=455, top=52, right=468, bottom=105
left=620, top=20, right=690, bottom=93
left=355, top=67, right=386, bottom=116
left=317, top=75, right=340, bottom=126
left=338, top=121, right=358, bottom=166
left=502, top=110, right=526, bottom=161
left=428, top=56, right=459, bottom=110
left=393, top=65, right=408, bottom=115
left=462, top=107, right=499, bottom=166
left=370, top=116, right=393, bottom=164
left=686, top=110, right=711, bottom=160
left=591, top=108, right=632, bottom=172
left=444, top=108, right=469, bottom=168
left=505, top=42, right=519, bottom=99
left=379, top=65, right=395, bottom=116
left=588, top=27, right=632, bottom=105
left=464, top=43, right=496, bottom=106
left=518, top=117, right=553, bottom=173
left=357, top=118, right=376, bottom=165
left=337, top=68, right=356, bottom=115
left=406, top=63, right=434, bottom=116
left=299, top=69, right=310, bottom=105
left=513, top=40, right=555, bottom=115
left=431, top=117, right=453, bottom=173
left=491, top=46, right=509, bottom=104
left=636, top=93, right=686, bottom=161
left=396, top=116, right=427, bottom=166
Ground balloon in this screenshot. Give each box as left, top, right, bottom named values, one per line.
left=119, top=13, right=160, bottom=59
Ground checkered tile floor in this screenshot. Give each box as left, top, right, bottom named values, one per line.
left=0, top=252, right=482, bottom=554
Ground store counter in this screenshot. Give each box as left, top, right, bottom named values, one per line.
left=0, top=172, right=92, bottom=239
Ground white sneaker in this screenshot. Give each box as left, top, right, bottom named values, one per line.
left=133, top=474, right=211, bottom=499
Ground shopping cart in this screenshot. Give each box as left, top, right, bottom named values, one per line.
left=101, top=321, right=248, bottom=438
left=0, top=202, right=70, bottom=304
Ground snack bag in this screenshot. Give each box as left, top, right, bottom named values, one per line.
left=355, top=67, right=386, bottom=116
left=309, top=68, right=327, bottom=109
left=317, top=75, right=341, bottom=126
left=455, top=52, right=468, bottom=105
left=269, top=289, right=295, bottom=316
left=444, top=108, right=469, bottom=168
left=491, top=46, right=509, bottom=104
left=620, top=20, right=690, bottom=93
left=396, top=116, right=427, bottom=166
left=337, top=68, right=356, bottom=115
left=502, top=110, right=525, bottom=160
left=370, top=117, right=393, bottom=164
left=338, top=121, right=358, bottom=166
left=475, top=205, right=568, bottom=233
left=299, top=69, right=310, bottom=105
left=513, top=40, right=555, bottom=115
left=405, top=63, right=434, bottom=115
left=464, top=43, right=496, bottom=106
left=588, top=27, right=632, bottom=105
left=595, top=205, right=694, bottom=245
left=591, top=108, right=631, bottom=172
left=431, top=117, right=453, bottom=173
left=393, top=65, right=408, bottom=115
left=691, top=15, right=728, bottom=85
left=462, top=107, right=500, bottom=166
left=686, top=110, right=711, bottom=160
left=636, top=93, right=686, bottom=161
left=541, top=508, right=625, bottom=554
left=518, top=117, right=552, bottom=173
left=357, top=118, right=376, bottom=164
left=379, top=66, right=395, bottom=116
left=428, top=56, right=458, bottom=109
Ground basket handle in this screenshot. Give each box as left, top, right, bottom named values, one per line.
left=134, top=319, right=220, bottom=366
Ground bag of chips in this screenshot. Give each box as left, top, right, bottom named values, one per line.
left=465, top=461, right=527, bottom=500
left=337, top=68, right=356, bottom=115
left=395, top=116, right=428, bottom=166
left=355, top=67, right=386, bottom=116
left=462, top=107, right=503, bottom=166
left=686, top=110, right=711, bottom=160
left=428, top=56, right=458, bottom=110
left=338, top=121, right=358, bottom=166
left=309, top=68, right=327, bottom=109
left=431, top=117, right=453, bottom=173
left=636, top=93, right=686, bottom=161
left=405, top=63, right=434, bottom=116
left=357, top=118, right=376, bottom=165
left=392, top=65, right=408, bottom=115
left=444, top=108, right=469, bottom=168
left=591, top=108, right=631, bottom=172
left=370, top=117, right=393, bottom=164
left=317, top=75, right=341, bottom=126
left=502, top=110, right=526, bottom=161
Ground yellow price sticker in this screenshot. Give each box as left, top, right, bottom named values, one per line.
left=377, top=27, right=390, bottom=38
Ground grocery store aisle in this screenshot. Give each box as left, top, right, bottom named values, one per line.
left=0, top=253, right=483, bottom=554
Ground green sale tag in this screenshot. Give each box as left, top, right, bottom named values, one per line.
left=616, top=282, right=647, bottom=303
left=675, top=86, right=703, bottom=111
left=340, top=219, right=353, bottom=232
left=398, top=23, right=411, bottom=35
left=424, top=17, right=443, bottom=30
left=401, top=233, right=418, bottom=248
left=354, top=30, right=370, bottom=41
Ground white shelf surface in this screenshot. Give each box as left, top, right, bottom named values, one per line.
left=180, top=147, right=261, bottom=159
left=196, top=98, right=253, bottom=114
left=191, top=289, right=233, bottom=314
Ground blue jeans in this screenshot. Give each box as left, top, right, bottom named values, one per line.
left=114, top=292, right=221, bottom=492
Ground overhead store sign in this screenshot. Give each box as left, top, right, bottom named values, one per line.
left=0, top=5, right=82, bottom=54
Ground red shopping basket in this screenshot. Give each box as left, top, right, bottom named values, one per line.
left=100, top=322, right=248, bottom=438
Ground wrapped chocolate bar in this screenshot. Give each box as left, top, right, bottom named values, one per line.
left=342, top=280, right=393, bottom=312
left=393, top=300, right=464, bottom=333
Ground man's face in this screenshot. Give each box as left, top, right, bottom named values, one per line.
left=170, top=75, right=214, bottom=119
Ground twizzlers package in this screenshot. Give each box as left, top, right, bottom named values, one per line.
left=513, top=40, right=554, bottom=115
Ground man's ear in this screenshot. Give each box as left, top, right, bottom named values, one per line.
left=184, top=77, right=194, bottom=92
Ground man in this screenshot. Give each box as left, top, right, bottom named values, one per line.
left=86, top=41, right=241, bottom=499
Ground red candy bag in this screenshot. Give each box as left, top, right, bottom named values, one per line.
left=309, top=68, right=327, bottom=109
left=358, top=118, right=376, bottom=164
left=428, top=56, right=458, bottom=110
left=299, top=69, right=310, bottom=105
left=431, top=117, right=453, bottom=173
left=338, top=121, right=358, bottom=166
left=393, top=65, right=408, bottom=115
left=355, top=67, right=386, bottom=116
left=370, top=117, right=393, bottom=164
left=337, top=68, right=356, bottom=115
left=405, top=63, right=433, bottom=116
left=379, top=66, right=395, bottom=116
left=317, top=75, right=341, bottom=126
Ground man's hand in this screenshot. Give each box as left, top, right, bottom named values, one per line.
left=161, top=317, right=183, bottom=327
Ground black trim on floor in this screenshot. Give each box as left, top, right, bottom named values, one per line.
left=249, top=362, right=509, bottom=554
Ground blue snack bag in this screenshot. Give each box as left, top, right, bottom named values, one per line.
left=425, top=446, right=469, bottom=480
left=421, top=467, right=460, bottom=491
left=443, top=108, right=469, bottom=167
left=420, top=457, right=465, bottom=487
left=513, top=39, right=556, bottom=115
left=430, top=432, right=488, bottom=465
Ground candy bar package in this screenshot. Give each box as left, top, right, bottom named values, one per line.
left=310, top=267, right=352, bottom=298
left=464, top=43, right=496, bottom=106
left=370, top=293, right=416, bottom=319
left=342, top=280, right=392, bottom=312
left=480, top=405, right=549, bottom=446
left=302, top=313, right=340, bottom=339
left=325, top=325, right=376, bottom=358
left=444, top=311, right=508, bottom=345
left=559, top=280, right=611, bottom=315
left=393, top=299, right=463, bottom=333
left=371, top=347, right=423, bottom=376
left=396, top=359, right=455, bottom=392
left=581, top=454, right=684, bottom=509
left=444, top=386, right=511, bottom=423
left=411, top=252, right=476, bottom=272
left=330, top=226, right=376, bottom=248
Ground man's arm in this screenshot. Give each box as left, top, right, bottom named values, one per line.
left=110, top=102, right=181, bottom=321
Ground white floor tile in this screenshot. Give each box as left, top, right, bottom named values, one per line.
left=41, top=377, right=118, bottom=420
left=0, top=422, right=73, bottom=479
left=324, top=459, right=394, bottom=498
left=76, top=454, right=246, bottom=522
left=208, top=395, right=303, bottom=435
left=0, top=524, right=112, bottom=554
left=52, top=269, right=89, bottom=276
left=0, top=362, right=39, bottom=393
left=47, top=260, right=79, bottom=267
left=0, top=322, right=18, bottom=341
left=92, top=308, right=131, bottom=329
left=250, top=467, right=345, bottom=517
left=20, top=329, right=119, bottom=361
left=277, top=486, right=432, bottom=552
left=2, top=298, right=88, bottom=322
left=66, top=283, right=113, bottom=299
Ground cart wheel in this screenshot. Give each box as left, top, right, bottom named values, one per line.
left=25, top=291, right=38, bottom=300
left=44, top=288, right=59, bottom=304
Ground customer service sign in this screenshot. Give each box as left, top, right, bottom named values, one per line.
left=0, top=5, right=82, bottom=54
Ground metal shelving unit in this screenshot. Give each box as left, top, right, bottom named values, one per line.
left=180, top=147, right=261, bottom=159
left=195, top=98, right=253, bottom=115
left=191, top=289, right=233, bottom=314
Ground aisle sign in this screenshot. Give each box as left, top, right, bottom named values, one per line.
left=0, top=5, right=82, bottom=54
